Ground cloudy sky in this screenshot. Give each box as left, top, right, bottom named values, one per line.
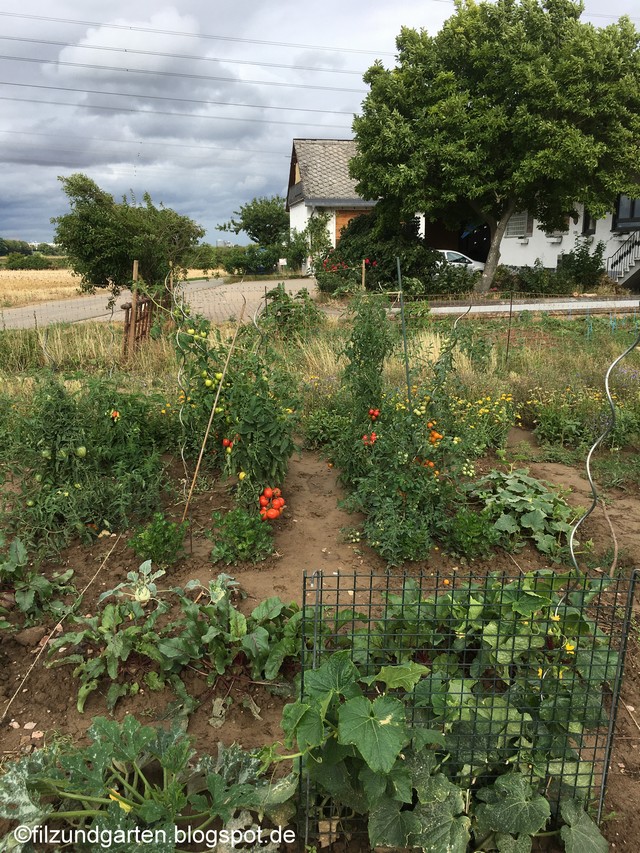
left=1, top=0, right=639, bottom=245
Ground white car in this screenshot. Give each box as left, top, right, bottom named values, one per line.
left=435, top=249, right=485, bottom=272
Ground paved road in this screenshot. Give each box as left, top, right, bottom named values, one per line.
left=0, top=278, right=638, bottom=329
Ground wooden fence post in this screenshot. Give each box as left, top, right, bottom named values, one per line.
left=126, top=260, right=139, bottom=359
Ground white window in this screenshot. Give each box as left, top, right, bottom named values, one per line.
left=505, top=211, right=532, bottom=238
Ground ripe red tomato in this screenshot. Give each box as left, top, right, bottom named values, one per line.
left=272, top=488, right=282, bottom=498
left=259, top=495, right=270, bottom=507
left=272, top=497, right=285, bottom=510
left=263, top=487, right=273, bottom=499
left=266, top=508, right=279, bottom=520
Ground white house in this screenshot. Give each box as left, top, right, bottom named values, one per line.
left=287, top=138, right=640, bottom=288
left=495, top=201, right=640, bottom=287
left=286, top=139, right=376, bottom=248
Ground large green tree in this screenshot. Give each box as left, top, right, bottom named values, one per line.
left=219, top=195, right=289, bottom=246
left=350, top=0, right=640, bottom=289
left=52, top=174, right=205, bottom=294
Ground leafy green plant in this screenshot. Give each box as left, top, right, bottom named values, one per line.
left=0, top=535, right=73, bottom=622
left=302, top=409, right=351, bottom=450
left=342, top=294, right=395, bottom=410
left=467, top=468, right=576, bottom=558
left=281, top=568, right=614, bottom=851
left=0, top=376, right=171, bottom=555
left=330, top=387, right=475, bottom=564
left=47, top=568, right=174, bottom=712
left=167, top=575, right=303, bottom=682
left=261, top=283, right=324, bottom=337
left=556, top=237, right=607, bottom=292
left=128, top=512, right=188, bottom=567
left=442, top=505, right=501, bottom=558
left=48, top=568, right=302, bottom=710
left=173, top=316, right=297, bottom=485
left=209, top=507, right=274, bottom=565
left=0, top=715, right=297, bottom=851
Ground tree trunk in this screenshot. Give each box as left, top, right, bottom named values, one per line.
left=478, top=202, right=517, bottom=292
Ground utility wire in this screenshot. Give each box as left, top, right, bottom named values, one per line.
left=0, top=35, right=367, bottom=76
left=0, top=128, right=288, bottom=159
left=0, top=11, right=396, bottom=56
left=0, top=55, right=366, bottom=94
left=0, top=94, right=353, bottom=130
left=0, top=78, right=356, bottom=116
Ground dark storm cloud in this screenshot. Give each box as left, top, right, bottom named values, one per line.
left=0, top=0, right=636, bottom=243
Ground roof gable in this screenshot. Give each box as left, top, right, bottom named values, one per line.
left=287, top=138, right=375, bottom=208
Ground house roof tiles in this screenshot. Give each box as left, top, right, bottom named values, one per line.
left=290, top=138, right=374, bottom=204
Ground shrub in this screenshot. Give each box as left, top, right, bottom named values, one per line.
left=5, top=252, right=53, bottom=270
left=209, top=507, right=274, bottom=565
left=261, top=283, right=324, bottom=337
left=0, top=377, right=172, bottom=555
left=128, top=512, right=188, bottom=567
left=219, top=244, right=279, bottom=275
left=556, top=236, right=607, bottom=291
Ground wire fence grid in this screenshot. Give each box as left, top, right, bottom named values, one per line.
left=0, top=279, right=315, bottom=331
left=1, top=281, right=639, bottom=332
left=299, top=568, right=638, bottom=848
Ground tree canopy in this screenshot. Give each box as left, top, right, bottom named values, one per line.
left=350, top=0, right=640, bottom=288
left=52, top=174, right=205, bottom=294
left=218, top=195, right=289, bottom=246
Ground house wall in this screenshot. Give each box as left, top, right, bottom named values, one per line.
left=289, top=200, right=309, bottom=235
left=499, top=205, right=626, bottom=270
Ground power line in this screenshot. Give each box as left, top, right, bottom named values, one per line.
left=0, top=128, right=287, bottom=158
left=0, top=94, right=353, bottom=130
left=0, top=80, right=357, bottom=116
left=0, top=35, right=366, bottom=77
left=0, top=11, right=396, bottom=56
left=0, top=141, right=287, bottom=165
left=0, top=54, right=366, bottom=95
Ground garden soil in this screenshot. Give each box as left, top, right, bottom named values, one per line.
left=1, top=437, right=639, bottom=851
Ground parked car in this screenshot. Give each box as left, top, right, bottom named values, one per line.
left=434, top=249, right=485, bottom=272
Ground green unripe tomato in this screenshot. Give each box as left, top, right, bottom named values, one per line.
left=26, top=499, right=35, bottom=507
left=215, top=372, right=223, bottom=381
left=34, top=473, right=43, bottom=482
left=57, top=449, right=67, bottom=460
left=75, top=446, right=87, bottom=458
left=200, top=331, right=207, bottom=338
left=204, top=379, right=213, bottom=387
left=187, top=328, right=195, bottom=335
left=41, top=449, right=51, bottom=460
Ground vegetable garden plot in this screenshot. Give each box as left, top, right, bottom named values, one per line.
left=296, top=569, right=638, bottom=851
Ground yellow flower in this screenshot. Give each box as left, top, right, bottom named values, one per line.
left=564, top=641, right=576, bottom=655
left=537, top=667, right=543, bottom=678
left=108, top=790, right=132, bottom=813
left=550, top=614, right=561, bottom=622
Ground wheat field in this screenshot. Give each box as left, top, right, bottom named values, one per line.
left=0, top=268, right=222, bottom=308
left=0, top=268, right=83, bottom=306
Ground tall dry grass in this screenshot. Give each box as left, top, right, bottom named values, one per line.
left=0, top=322, right=177, bottom=383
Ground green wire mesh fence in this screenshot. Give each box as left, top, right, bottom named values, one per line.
left=299, top=567, right=637, bottom=849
